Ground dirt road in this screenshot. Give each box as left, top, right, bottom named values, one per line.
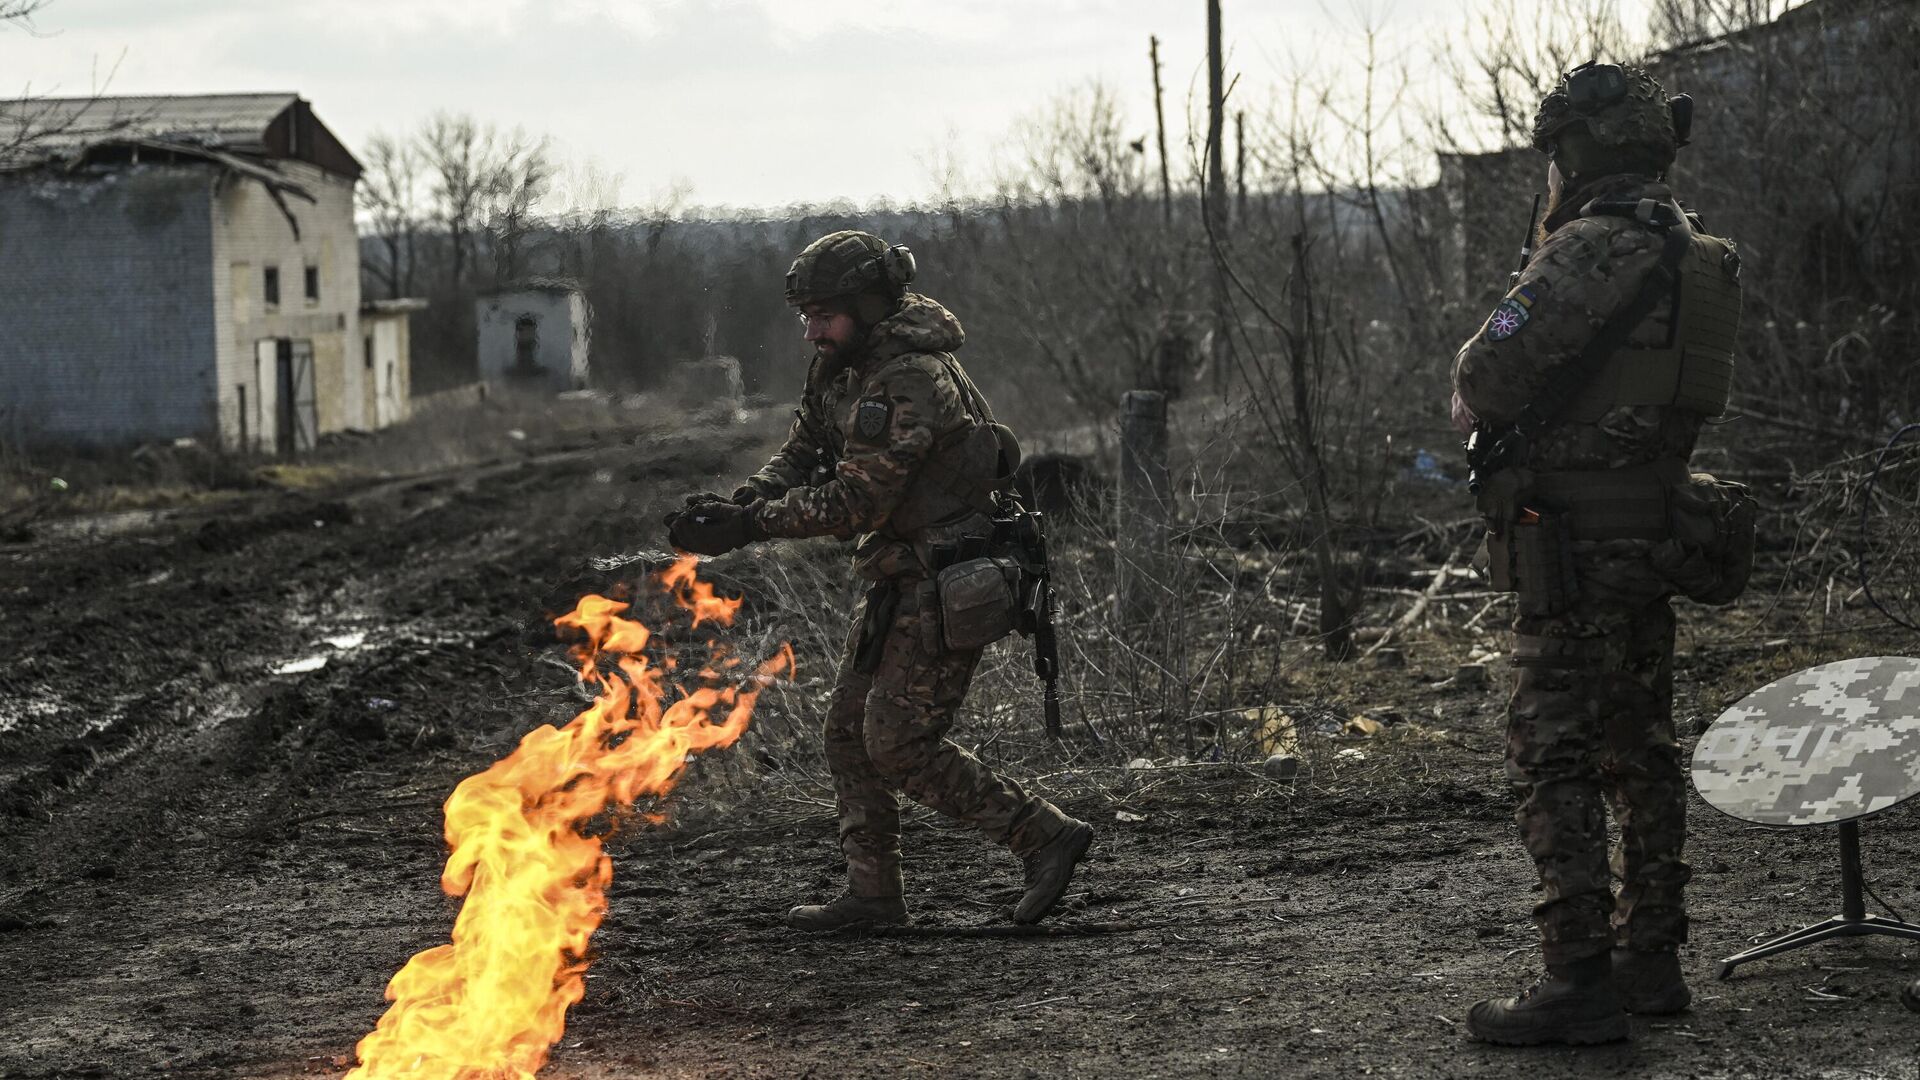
left=3, top=415, right=1917, bottom=1079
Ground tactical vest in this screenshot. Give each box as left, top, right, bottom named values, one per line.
left=883, top=353, right=1021, bottom=536
left=1558, top=229, right=1742, bottom=424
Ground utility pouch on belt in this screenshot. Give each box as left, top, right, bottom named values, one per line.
left=1510, top=510, right=1578, bottom=618
left=1650, top=472, right=1756, bottom=605
left=854, top=581, right=902, bottom=675
left=934, top=556, right=1021, bottom=652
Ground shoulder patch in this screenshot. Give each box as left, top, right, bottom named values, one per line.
left=854, top=397, right=892, bottom=443
left=1485, top=282, right=1545, bottom=342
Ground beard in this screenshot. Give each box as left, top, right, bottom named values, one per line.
left=812, top=329, right=866, bottom=372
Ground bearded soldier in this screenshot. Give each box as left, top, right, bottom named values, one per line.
left=1452, top=62, right=1749, bottom=1044
left=665, top=231, right=1094, bottom=929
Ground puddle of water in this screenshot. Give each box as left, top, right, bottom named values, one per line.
left=272, top=655, right=329, bottom=675
left=324, top=631, right=367, bottom=650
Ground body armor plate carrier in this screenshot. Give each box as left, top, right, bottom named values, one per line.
left=1560, top=229, right=1742, bottom=423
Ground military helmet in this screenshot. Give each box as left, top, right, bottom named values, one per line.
left=784, top=230, right=918, bottom=307
left=1531, top=61, right=1688, bottom=170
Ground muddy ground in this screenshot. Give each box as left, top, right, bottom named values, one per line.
left=3, top=404, right=1918, bottom=1080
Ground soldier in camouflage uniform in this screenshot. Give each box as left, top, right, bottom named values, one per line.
left=1451, top=63, right=1744, bottom=1044
left=666, top=231, right=1094, bottom=930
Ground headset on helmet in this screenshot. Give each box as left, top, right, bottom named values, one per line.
left=785, top=231, right=918, bottom=307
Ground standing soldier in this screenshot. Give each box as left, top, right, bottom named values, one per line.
left=665, top=231, right=1094, bottom=929
left=1452, top=62, right=1749, bottom=1044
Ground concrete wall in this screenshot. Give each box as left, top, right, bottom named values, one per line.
left=210, top=159, right=361, bottom=450
left=0, top=166, right=219, bottom=449
left=475, top=289, right=588, bottom=393
left=362, top=312, right=411, bottom=428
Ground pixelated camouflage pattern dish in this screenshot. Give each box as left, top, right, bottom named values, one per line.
left=1691, top=656, right=1920, bottom=826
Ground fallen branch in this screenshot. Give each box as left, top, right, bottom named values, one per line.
left=1364, top=541, right=1463, bottom=659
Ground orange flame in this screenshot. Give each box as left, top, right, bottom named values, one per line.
left=346, top=554, right=792, bottom=1079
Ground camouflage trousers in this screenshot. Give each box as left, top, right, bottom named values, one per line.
left=824, top=581, right=1070, bottom=898
left=1506, top=544, right=1692, bottom=964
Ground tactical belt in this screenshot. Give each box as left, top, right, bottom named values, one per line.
left=1511, top=632, right=1608, bottom=669
left=1528, top=458, right=1689, bottom=541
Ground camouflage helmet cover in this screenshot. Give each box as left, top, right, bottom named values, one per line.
left=1531, top=61, right=1677, bottom=158
left=784, top=230, right=917, bottom=307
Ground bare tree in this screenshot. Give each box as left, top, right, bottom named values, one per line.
left=485, top=128, right=553, bottom=283
left=961, top=82, right=1203, bottom=426
left=420, top=112, right=497, bottom=293
left=358, top=131, right=421, bottom=300
left=1437, top=0, right=1637, bottom=149
left=1, top=1, right=49, bottom=26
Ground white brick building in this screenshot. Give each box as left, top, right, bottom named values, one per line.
left=0, top=93, right=421, bottom=453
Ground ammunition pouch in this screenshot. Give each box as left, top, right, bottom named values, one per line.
left=1649, top=472, right=1756, bottom=606
left=934, top=556, right=1022, bottom=652
left=1489, top=511, right=1579, bottom=617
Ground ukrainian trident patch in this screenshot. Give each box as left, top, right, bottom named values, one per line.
left=1485, top=283, right=1543, bottom=342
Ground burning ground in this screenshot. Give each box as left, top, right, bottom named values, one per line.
left=2, top=404, right=1918, bottom=1079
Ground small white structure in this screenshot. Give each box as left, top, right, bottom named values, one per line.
left=475, top=280, right=590, bottom=393
left=360, top=298, right=427, bottom=429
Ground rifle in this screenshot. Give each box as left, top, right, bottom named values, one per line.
left=1001, top=505, right=1075, bottom=741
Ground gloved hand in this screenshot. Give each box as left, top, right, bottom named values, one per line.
left=667, top=500, right=766, bottom=556
left=662, top=490, right=737, bottom=534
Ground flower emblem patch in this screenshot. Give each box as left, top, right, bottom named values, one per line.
left=1484, top=283, right=1544, bottom=342
left=1487, top=300, right=1528, bottom=340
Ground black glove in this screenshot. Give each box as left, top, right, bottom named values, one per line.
left=662, top=490, right=733, bottom=532
left=668, top=500, right=766, bottom=556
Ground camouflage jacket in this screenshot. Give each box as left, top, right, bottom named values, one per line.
left=745, top=294, right=999, bottom=577
left=1452, top=175, right=1703, bottom=472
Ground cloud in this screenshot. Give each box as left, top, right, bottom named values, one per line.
left=2, top=0, right=1554, bottom=208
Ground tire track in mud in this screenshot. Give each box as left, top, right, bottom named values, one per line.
left=0, top=428, right=748, bottom=855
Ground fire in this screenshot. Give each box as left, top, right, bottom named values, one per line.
left=347, top=554, right=793, bottom=1079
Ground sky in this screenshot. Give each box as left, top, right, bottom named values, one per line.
left=0, top=0, right=1659, bottom=212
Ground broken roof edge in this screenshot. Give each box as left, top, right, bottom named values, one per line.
left=0, top=92, right=361, bottom=182
left=362, top=298, right=429, bottom=315
left=480, top=276, right=586, bottom=297
left=0, top=136, right=317, bottom=201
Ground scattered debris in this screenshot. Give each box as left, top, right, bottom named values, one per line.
left=1262, top=754, right=1300, bottom=781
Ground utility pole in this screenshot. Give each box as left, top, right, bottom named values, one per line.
left=1205, top=0, right=1227, bottom=236
left=1206, top=0, right=1232, bottom=394
left=1150, top=35, right=1172, bottom=226
left=1235, top=109, right=1247, bottom=223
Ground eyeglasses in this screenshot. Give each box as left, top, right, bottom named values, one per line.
left=796, top=310, right=843, bottom=328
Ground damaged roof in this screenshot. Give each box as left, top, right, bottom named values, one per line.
left=0, top=92, right=362, bottom=180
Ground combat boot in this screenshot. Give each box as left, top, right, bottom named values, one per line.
left=1612, top=947, right=1690, bottom=1015
left=1012, top=818, right=1094, bottom=924
left=1465, top=953, right=1630, bottom=1046
left=785, top=893, right=908, bottom=932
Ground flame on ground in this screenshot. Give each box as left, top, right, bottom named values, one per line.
left=346, top=554, right=793, bottom=1079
